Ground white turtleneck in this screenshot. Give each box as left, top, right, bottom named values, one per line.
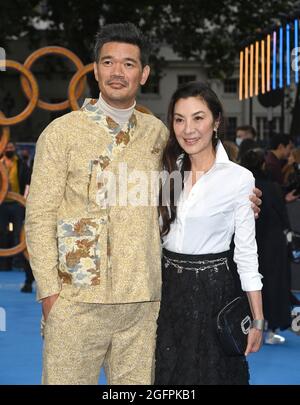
left=96, top=93, right=136, bottom=127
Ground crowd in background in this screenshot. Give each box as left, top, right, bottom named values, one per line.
left=224, top=126, right=300, bottom=345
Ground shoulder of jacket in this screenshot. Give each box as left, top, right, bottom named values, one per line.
left=39, top=110, right=87, bottom=139
left=49, top=110, right=86, bottom=127
left=134, top=109, right=166, bottom=128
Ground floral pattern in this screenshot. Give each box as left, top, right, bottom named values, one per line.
left=57, top=218, right=102, bottom=287
left=82, top=99, right=138, bottom=273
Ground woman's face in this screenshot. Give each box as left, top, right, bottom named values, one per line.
left=173, top=96, right=217, bottom=157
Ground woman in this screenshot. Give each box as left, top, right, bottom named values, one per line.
left=155, top=82, right=264, bottom=385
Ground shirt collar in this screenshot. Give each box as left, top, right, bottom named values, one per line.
left=177, top=140, right=230, bottom=171
left=215, top=140, right=230, bottom=165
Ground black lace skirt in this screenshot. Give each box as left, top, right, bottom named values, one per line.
left=155, top=249, right=249, bottom=385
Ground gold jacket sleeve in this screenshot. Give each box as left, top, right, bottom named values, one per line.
left=25, top=119, right=68, bottom=301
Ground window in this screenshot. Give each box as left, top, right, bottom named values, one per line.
left=224, top=79, right=238, bottom=94
left=177, top=75, right=196, bottom=87
left=256, top=117, right=280, bottom=139
left=226, top=117, right=237, bottom=139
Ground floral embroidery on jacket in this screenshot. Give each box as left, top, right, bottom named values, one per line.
left=116, top=130, right=130, bottom=146
left=80, top=100, right=140, bottom=284
left=57, top=218, right=101, bottom=287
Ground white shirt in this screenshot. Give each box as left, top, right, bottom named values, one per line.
left=162, top=141, right=263, bottom=292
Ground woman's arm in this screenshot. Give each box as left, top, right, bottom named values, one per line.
left=233, top=170, right=264, bottom=355
left=245, top=290, right=264, bottom=355
left=233, top=171, right=263, bottom=292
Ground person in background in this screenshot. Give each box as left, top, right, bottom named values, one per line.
left=20, top=148, right=32, bottom=170
left=0, top=142, right=34, bottom=292
left=238, top=138, right=259, bottom=163
left=264, top=134, right=299, bottom=202
left=235, top=125, right=257, bottom=147
left=241, top=148, right=291, bottom=344
left=283, top=147, right=300, bottom=188
left=222, top=140, right=239, bottom=163
left=265, top=134, right=300, bottom=307
left=155, top=82, right=264, bottom=385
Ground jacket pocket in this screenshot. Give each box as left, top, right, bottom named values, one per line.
left=57, top=217, right=102, bottom=287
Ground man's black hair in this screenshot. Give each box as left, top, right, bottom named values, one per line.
left=236, top=125, right=257, bottom=139
left=270, top=134, right=292, bottom=150
left=94, top=22, right=150, bottom=66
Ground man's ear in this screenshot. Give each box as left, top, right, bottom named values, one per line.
left=140, top=65, right=150, bottom=86
left=93, top=62, right=99, bottom=82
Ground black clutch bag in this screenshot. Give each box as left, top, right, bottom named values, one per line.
left=215, top=295, right=252, bottom=356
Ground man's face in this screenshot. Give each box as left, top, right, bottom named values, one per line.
left=236, top=130, right=252, bottom=141
left=281, top=142, right=293, bottom=160
left=94, top=42, right=150, bottom=109
left=4, top=143, right=16, bottom=159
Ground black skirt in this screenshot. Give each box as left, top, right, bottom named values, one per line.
left=155, top=249, right=249, bottom=385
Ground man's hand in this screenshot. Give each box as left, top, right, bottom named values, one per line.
left=42, top=293, right=59, bottom=322
left=285, top=189, right=300, bottom=203
left=249, top=187, right=262, bottom=218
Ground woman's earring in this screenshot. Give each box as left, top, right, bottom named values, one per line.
left=214, top=128, right=218, bottom=139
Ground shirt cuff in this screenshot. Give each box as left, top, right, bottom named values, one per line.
left=240, top=272, right=263, bottom=291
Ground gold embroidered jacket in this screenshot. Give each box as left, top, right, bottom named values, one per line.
left=25, top=100, right=169, bottom=303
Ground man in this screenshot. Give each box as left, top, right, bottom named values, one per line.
left=265, top=134, right=299, bottom=202
left=235, top=125, right=257, bottom=147
left=25, top=22, right=261, bottom=385
left=0, top=142, right=33, bottom=292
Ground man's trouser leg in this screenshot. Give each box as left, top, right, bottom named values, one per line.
left=42, top=297, right=159, bottom=385
left=103, top=301, right=160, bottom=385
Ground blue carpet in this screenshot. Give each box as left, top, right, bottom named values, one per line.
left=0, top=271, right=299, bottom=385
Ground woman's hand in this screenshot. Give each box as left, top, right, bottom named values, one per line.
left=244, top=328, right=263, bottom=356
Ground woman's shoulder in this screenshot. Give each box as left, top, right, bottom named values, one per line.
left=226, top=161, right=254, bottom=181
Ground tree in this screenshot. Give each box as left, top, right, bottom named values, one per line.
left=152, top=0, right=296, bottom=78
left=1, top=0, right=295, bottom=77
left=0, top=0, right=299, bottom=133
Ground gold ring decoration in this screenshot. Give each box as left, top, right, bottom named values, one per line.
left=0, top=191, right=26, bottom=257
left=0, top=161, right=9, bottom=205
left=0, top=111, right=10, bottom=154
left=20, top=227, right=29, bottom=261
left=68, top=63, right=94, bottom=110
left=21, top=46, right=86, bottom=111
left=0, top=60, right=39, bottom=126
left=135, top=104, right=153, bottom=115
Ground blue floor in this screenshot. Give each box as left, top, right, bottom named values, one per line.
left=0, top=271, right=299, bottom=385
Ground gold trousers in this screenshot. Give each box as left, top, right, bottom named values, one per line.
left=42, top=296, right=160, bottom=385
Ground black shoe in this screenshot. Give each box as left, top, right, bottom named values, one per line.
left=20, top=283, right=32, bottom=293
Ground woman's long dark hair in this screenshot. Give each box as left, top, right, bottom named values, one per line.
left=160, top=81, right=225, bottom=236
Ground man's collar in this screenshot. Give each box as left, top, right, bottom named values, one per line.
left=81, top=98, right=137, bottom=131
